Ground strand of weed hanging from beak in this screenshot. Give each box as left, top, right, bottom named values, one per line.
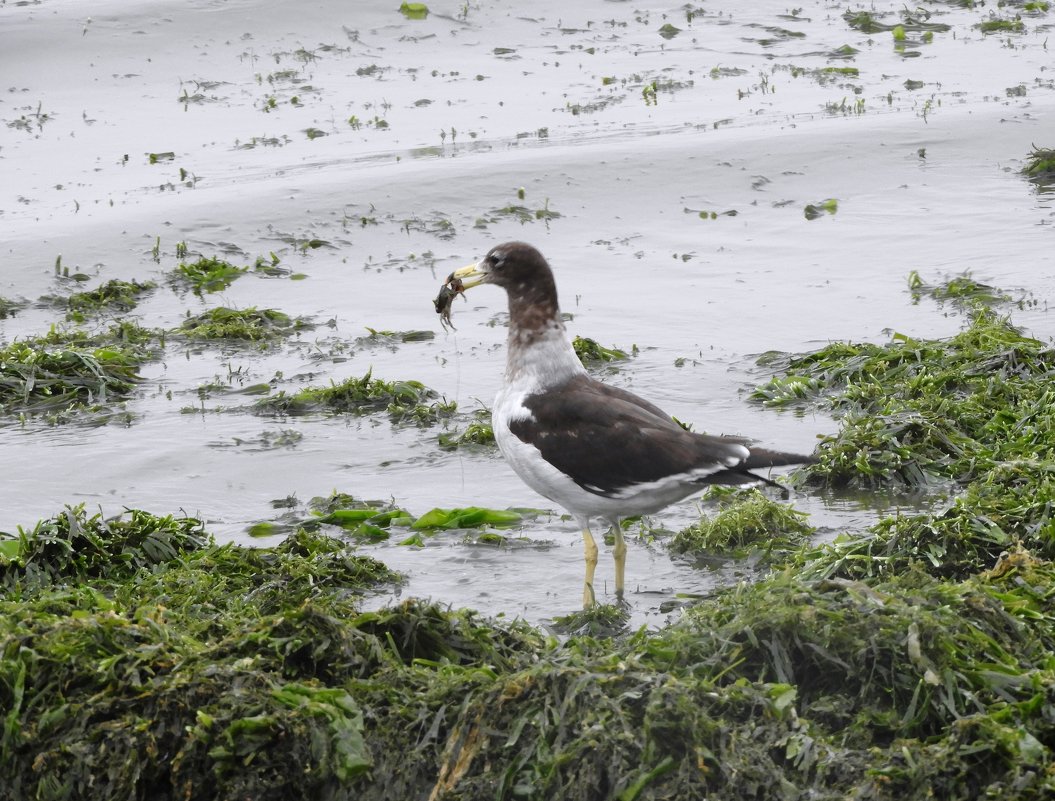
left=442, top=259, right=468, bottom=497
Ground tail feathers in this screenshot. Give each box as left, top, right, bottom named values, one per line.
left=696, top=447, right=816, bottom=497
left=741, top=447, right=817, bottom=470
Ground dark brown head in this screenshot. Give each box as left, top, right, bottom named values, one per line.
left=448, top=241, right=559, bottom=322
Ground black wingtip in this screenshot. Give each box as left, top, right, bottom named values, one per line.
left=741, top=448, right=817, bottom=470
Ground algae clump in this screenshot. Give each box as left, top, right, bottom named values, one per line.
left=178, top=306, right=312, bottom=343
left=669, top=487, right=814, bottom=557
left=0, top=323, right=161, bottom=423
left=254, top=369, right=454, bottom=424
left=8, top=274, right=1055, bottom=800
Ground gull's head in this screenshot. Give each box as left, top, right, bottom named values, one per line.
left=447, top=241, right=552, bottom=295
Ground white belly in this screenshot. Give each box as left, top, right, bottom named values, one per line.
left=492, top=387, right=701, bottom=523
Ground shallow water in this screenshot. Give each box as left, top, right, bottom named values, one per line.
left=2, top=0, right=1053, bottom=626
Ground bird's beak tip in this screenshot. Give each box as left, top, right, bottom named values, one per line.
left=451, top=261, right=487, bottom=289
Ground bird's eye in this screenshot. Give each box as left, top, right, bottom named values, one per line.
left=489, top=253, right=504, bottom=269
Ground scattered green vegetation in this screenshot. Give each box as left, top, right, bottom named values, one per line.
left=551, top=604, right=631, bottom=637
left=0, top=505, right=415, bottom=801
left=783, top=64, right=861, bottom=85
left=65, top=278, right=156, bottom=320
left=822, top=66, right=859, bottom=77
left=388, top=394, right=457, bottom=426
left=1022, top=145, right=1055, bottom=189
left=0, top=324, right=159, bottom=423
left=300, top=493, right=416, bottom=543
left=254, top=369, right=452, bottom=425
left=254, top=493, right=527, bottom=545
left=225, top=428, right=304, bottom=451
left=751, top=278, right=1055, bottom=491
left=827, top=44, right=859, bottom=59
left=355, top=328, right=435, bottom=347
left=0, top=505, right=209, bottom=590
left=400, top=213, right=455, bottom=240
left=13, top=286, right=1055, bottom=801
left=0, top=296, right=28, bottom=319
left=978, top=17, right=1025, bottom=34
left=398, top=507, right=527, bottom=547
left=438, top=409, right=496, bottom=450
left=792, top=475, right=1053, bottom=583
left=10, top=491, right=1055, bottom=799
left=572, top=335, right=634, bottom=364
left=669, top=487, right=815, bottom=557
left=412, top=507, right=523, bottom=530
left=696, top=208, right=738, bottom=220
left=399, top=1, right=428, bottom=19
left=476, top=199, right=561, bottom=227
left=844, top=9, right=949, bottom=34
left=907, top=269, right=1012, bottom=308
left=844, top=10, right=896, bottom=33
left=177, top=307, right=312, bottom=344
left=804, top=198, right=838, bottom=219
left=252, top=252, right=307, bottom=280
left=171, top=256, right=248, bottom=294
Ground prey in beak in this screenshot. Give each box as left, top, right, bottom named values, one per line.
left=448, top=260, right=490, bottom=290
left=433, top=260, right=490, bottom=330
left=433, top=276, right=464, bottom=330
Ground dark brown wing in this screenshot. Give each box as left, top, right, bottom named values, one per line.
left=508, top=375, right=749, bottom=496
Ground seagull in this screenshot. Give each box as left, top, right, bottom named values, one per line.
left=446, top=241, right=815, bottom=608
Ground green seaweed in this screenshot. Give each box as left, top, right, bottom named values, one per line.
left=411, top=507, right=522, bottom=530
left=356, top=328, right=436, bottom=346
left=845, top=9, right=950, bottom=34
left=178, top=307, right=312, bottom=343
left=250, top=493, right=410, bottom=542
left=260, top=494, right=528, bottom=545
left=669, top=487, right=815, bottom=557
left=252, top=253, right=306, bottom=280
left=804, top=198, right=838, bottom=219
left=254, top=369, right=450, bottom=424
left=793, top=465, right=1055, bottom=584
left=0, top=507, right=411, bottom=800
left=65, top=278, right=156, bottom=320
left=399, top=2, right=428, bottom=19
left=0, top=324, right=159, bottom=422
left=172, top=257, right=248, bottom=294
left=11, top=272, right=1055, bottom=800
left=978, top=17, right=1025, bottom=33
left=550, top=604, right=631, bottom=638
left=572, top=335, right=634, bottom=364
left=1022, top=145, right=1055, bottom=189
left=907, top=269, right=1013, bottom=308
left=8, top=494, right=1055, bottom=799
left=844, top=10, right=896, bottom=33
left=438, top=409, right=496, bottom=450
left=0, top=505, right=209, bottom=592
left=478, top=199, right=562, bottom=227
left=0, top=296, right=28, bottom=319
left=750, top=292, right=1055, bottom=490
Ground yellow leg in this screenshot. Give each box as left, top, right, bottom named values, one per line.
left=612, top=523, right=627, bottom=601
left=582, top=526, right=599, bottom=608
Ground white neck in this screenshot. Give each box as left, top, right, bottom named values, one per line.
left=504, top=316, right=585, bottom=392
